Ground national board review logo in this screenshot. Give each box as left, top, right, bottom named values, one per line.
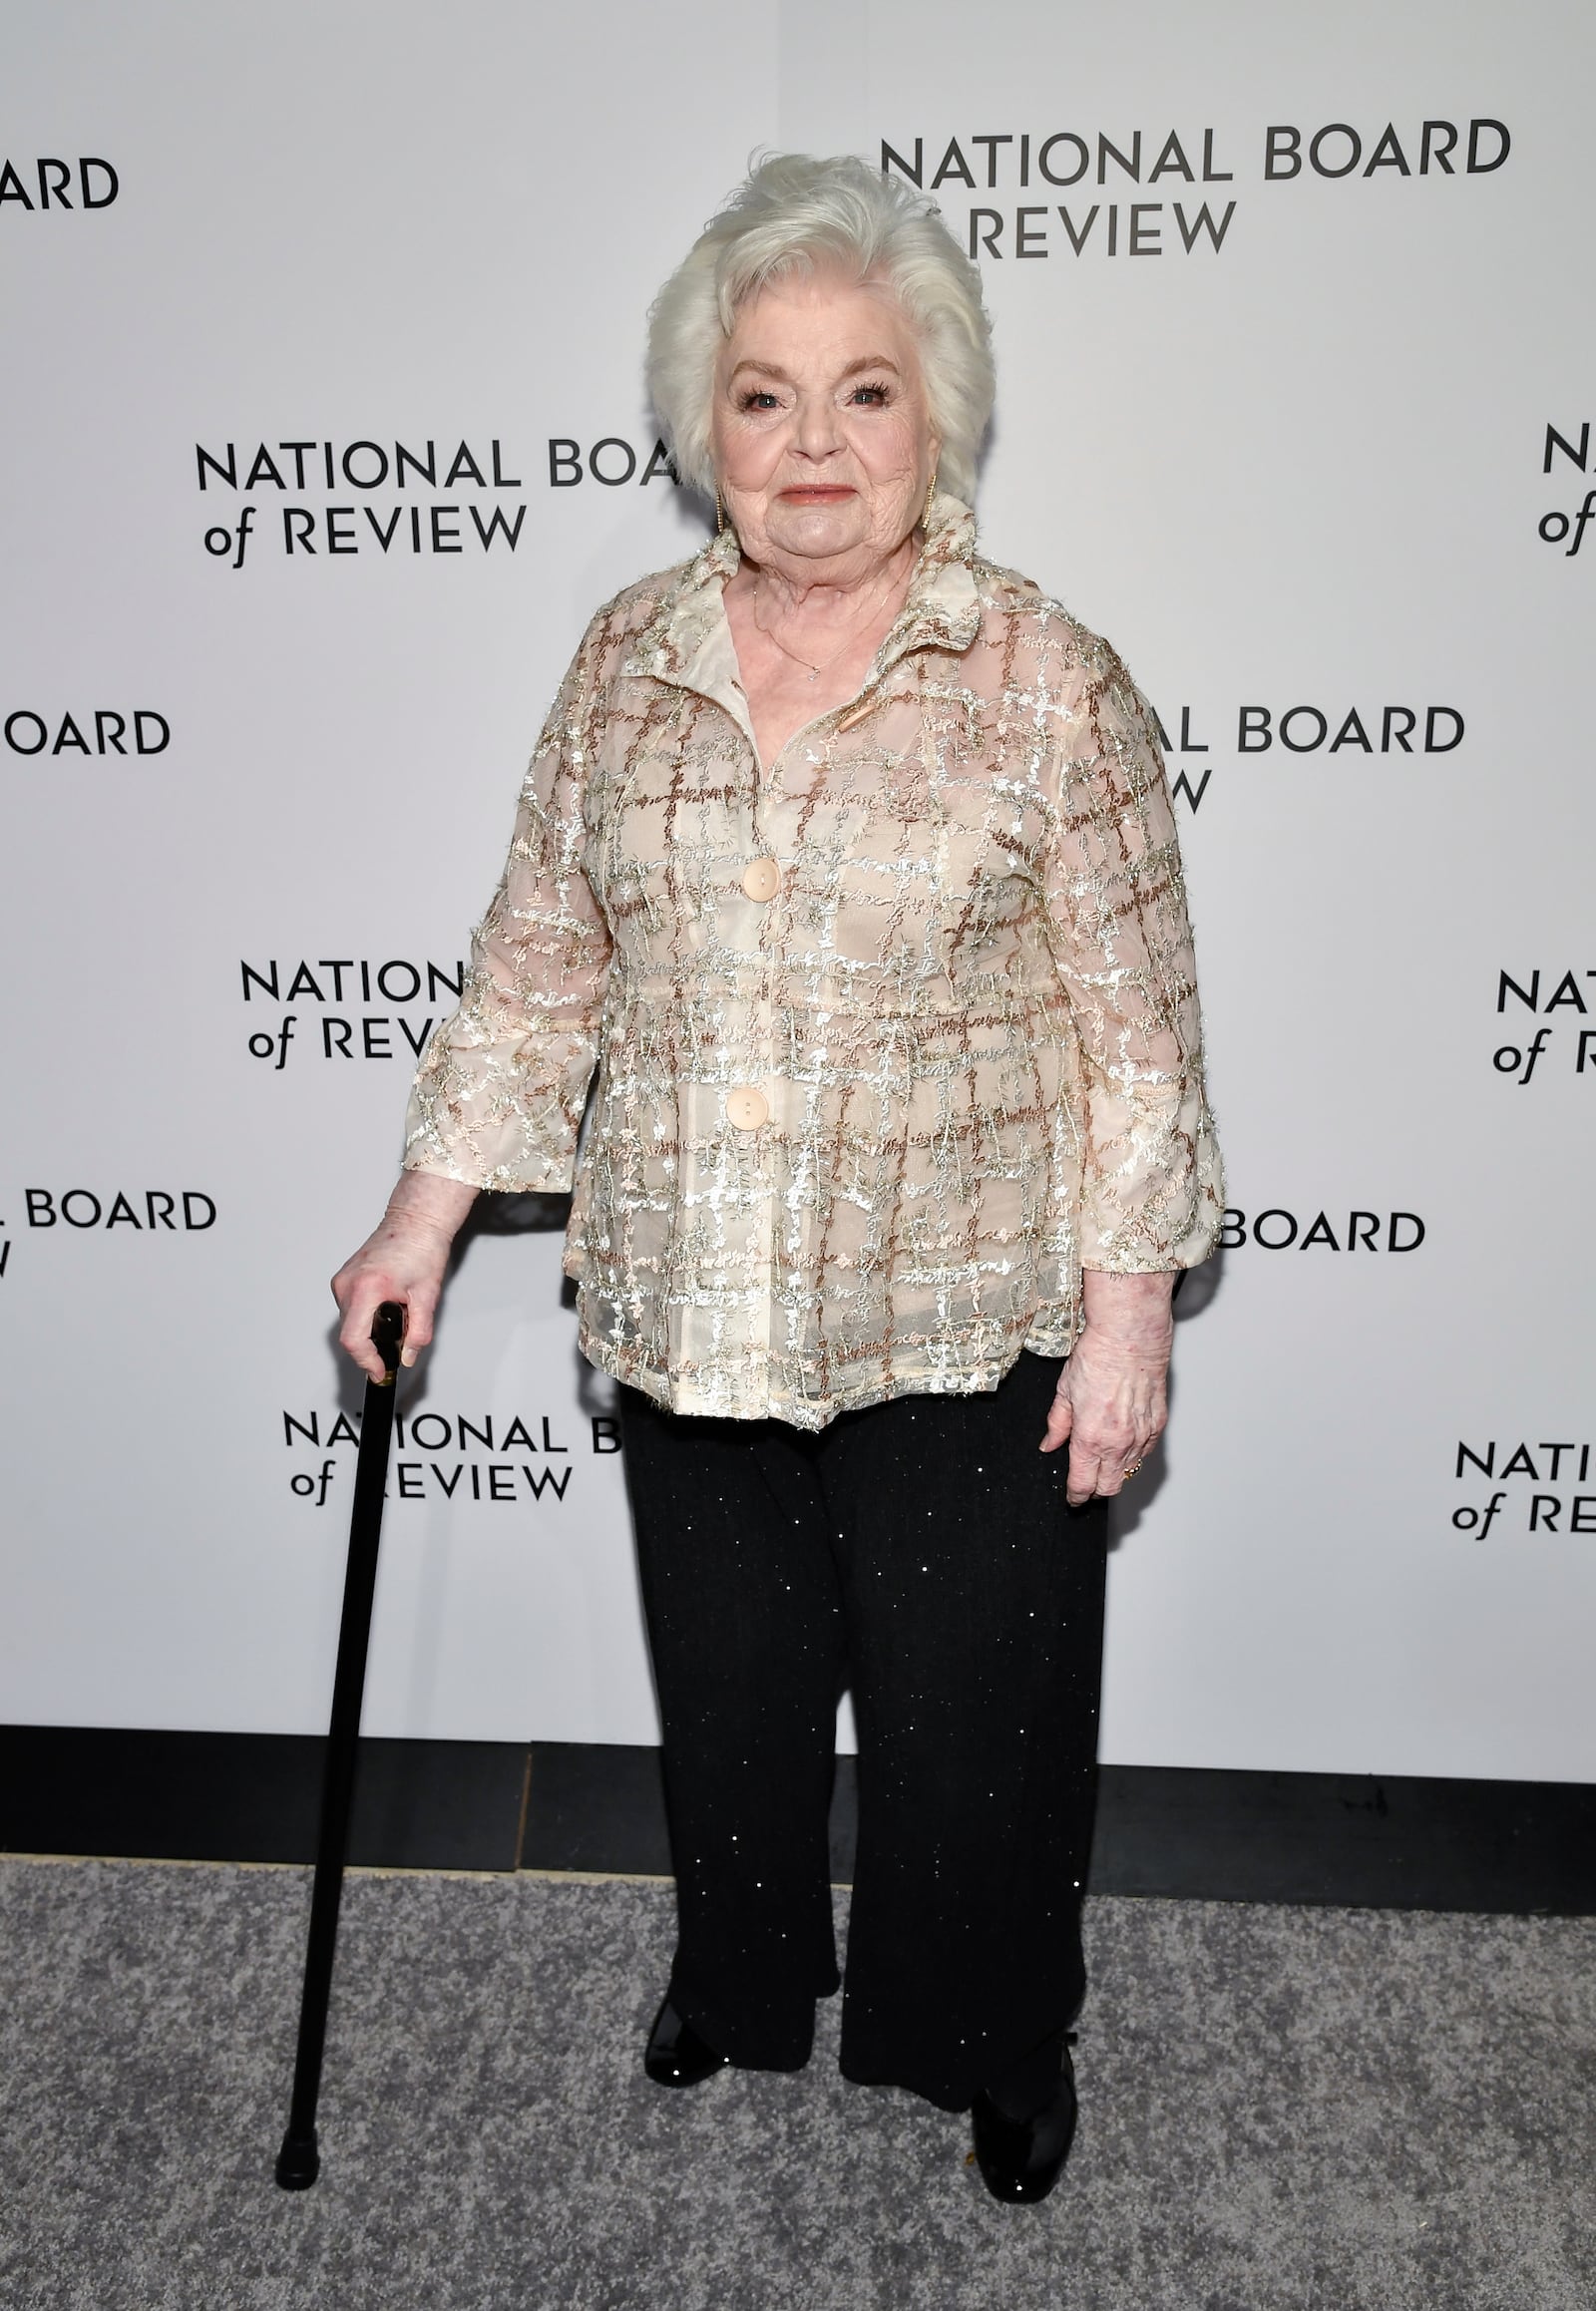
left=1154, top=701, right=1463, bottom=813
left=241, top=957, right=463, bottom=1069
left=0, top=158, right=119, bottom=211
left=1491, top=968, right=1596, bottom=1084
left=1219, top=1207, right=1423, bottom=1252
left=0, top=1187, right=216, bottom=1277
left=1540, top=423, right=1596, bottom=560
left=199, top=433, right=688, bottom=565
left=880, top=117, right=1508, bottom=260
left=198, top=437, right=528, bottom=567
left=4, top=708, right=169, bottom=760
left=1452, top=1438, right=1596, bottom=1539
left=548, top=438, right=678, bottom=489
left=282, top=1404, right=620, bottom=1507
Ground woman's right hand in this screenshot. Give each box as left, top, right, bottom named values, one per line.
left=330, top=1171, right=480, bottom=1381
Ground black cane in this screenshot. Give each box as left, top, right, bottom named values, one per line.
left=274, top=1299, right=406, bottom=2190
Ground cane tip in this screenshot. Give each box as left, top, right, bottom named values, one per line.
left=274, top=2128, right=320, bottom=2190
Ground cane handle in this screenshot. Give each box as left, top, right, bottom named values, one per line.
left=370, top=1300, right=405, bottom=1383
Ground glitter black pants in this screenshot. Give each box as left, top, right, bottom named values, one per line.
left=617, top=1348, right=1109, bottom=2115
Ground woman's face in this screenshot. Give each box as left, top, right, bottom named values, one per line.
left=711, top=268, right=939, bottom=576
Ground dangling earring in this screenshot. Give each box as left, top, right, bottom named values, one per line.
left=923, top=464, right=939, bottom=526
left=715, top=487, right=727, bottom=535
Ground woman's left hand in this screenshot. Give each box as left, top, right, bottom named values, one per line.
left=1040, top=1272, right=1176, bottom=1505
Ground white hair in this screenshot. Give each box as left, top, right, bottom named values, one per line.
left=646, top=153, right=995, bottom=507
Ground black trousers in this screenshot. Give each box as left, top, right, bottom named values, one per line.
left=617, top=1349, right=1109, bottom=2114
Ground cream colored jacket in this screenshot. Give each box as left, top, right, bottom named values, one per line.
left=402, top=494, right=1224, bottom=1426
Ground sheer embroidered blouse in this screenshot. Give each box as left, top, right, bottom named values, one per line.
left=402, top=493, right=1224, bottom=1426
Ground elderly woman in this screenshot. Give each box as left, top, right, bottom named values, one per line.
left=332, top=154, right=1222, bottom=2204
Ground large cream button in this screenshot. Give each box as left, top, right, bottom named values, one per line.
left=726, top=1086, right=769, bottom=1131
left=741, top=857, right=781, bottom=903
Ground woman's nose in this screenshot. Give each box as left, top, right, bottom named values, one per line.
left=792, top=395, right=844, bottom=459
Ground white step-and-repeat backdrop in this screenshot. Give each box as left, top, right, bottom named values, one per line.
left=4, top=0, right=1591, bottom=1780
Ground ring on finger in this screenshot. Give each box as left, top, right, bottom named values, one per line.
left=1122, top=1458, right=1144, bottom=1479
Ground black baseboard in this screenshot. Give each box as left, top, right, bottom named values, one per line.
left=1089, top=1763, right=1596, bottom=1914
left=3, top=1726, right=1593, bottom=1916
left=0, top=1727, right=529, bottom=1874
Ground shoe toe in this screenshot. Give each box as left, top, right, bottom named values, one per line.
left=969, top=2065, right=1078, bottom=2204
left=644, top=1997, right=729, bottom=2089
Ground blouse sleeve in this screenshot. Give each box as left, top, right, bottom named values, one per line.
left=401, top=625, right=612, bottom=1192
left=1040, top=636, right=1225, bottom=1271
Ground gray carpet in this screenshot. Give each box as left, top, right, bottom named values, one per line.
left=1, top=1858, right=1592, bottom=2310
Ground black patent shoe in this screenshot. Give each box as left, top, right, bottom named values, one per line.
left=969, top=2040, right=1078, bottom=2204
left=644, top=1996, right=730, bottom=2089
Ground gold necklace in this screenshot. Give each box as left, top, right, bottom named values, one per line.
left=753, top=572, right=900, bottom=683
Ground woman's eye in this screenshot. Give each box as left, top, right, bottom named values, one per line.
left=850, top=383, right=891, bottom=406
left=739, top=389, right=780, bottom=411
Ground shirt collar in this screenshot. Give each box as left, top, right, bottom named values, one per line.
left=628, top=491, right=983, bottom=705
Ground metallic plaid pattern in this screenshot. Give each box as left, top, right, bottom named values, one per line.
left=402, top=495, right=1224, bottom=1425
